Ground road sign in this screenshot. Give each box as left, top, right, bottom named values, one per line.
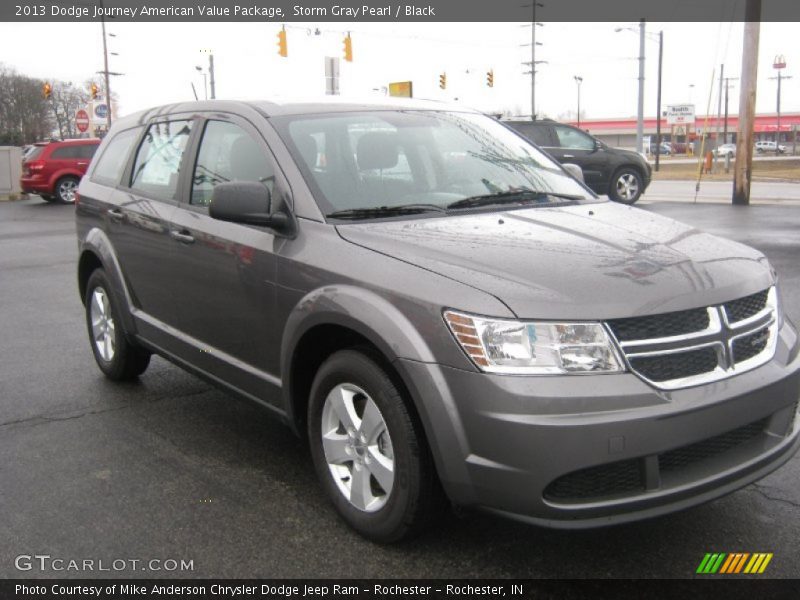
left=75, top=109, right=90, bottom=133
left=388, top=81, right=413, bottom=98
left=666, top=104, right=695, bottom=125
left=94, top=104, right=108, bottom=119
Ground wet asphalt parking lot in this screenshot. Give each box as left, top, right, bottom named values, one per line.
left=1, top=195, right=798, bottom=579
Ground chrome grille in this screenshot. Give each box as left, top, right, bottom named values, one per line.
left=607, top=308, right=709, bottom=342
left=724, top=289, right=770, bottom=324
left=607, top=287, right=778, bottom=390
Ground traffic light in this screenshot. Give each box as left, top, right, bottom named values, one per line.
left=277, top=27, right=287, bottom=57
left=42, top=82, right=52, bottom=99
left=90, top=82, right=99, bottom=100
left=343, top=33, right=353, bottom=62
left=439, top=72, right=446, bottom=90
left=486, top=69, right=494, bottom=88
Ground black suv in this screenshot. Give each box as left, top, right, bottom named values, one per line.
left=76, top=99, right=799, bottom=542
left=504, top=119, right=652, bottom=204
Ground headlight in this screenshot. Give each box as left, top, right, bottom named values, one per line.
left=444, top=310, right=624, bottom=375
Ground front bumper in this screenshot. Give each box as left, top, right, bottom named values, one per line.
left=396, top=319, right=800, bottom=527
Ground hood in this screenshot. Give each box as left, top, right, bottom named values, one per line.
left=336, top=202, right=773, bottom=320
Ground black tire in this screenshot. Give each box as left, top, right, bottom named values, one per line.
left=85, top=269, right=150, bottom=381
left=308, top=349, right=444, bottom=543
left=608, top=167, right=644, bottom=204
left=55, top=176, right=79, bottom=203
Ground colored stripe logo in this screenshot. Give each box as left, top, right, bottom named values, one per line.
left=697, top=553, right=773, bottom=574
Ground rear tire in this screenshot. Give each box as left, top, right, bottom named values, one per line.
left=609, top=168, right=643, bottom=204
left=55, top=176, right=79, bottom=204
left=85, top=269, right=151, bottom=381
left=308, top=349, right=444, bottom=543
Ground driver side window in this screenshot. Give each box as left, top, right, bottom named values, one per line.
left=553, top=125, right=595, bottom=150
left=191, top=120, right=274, bottom=207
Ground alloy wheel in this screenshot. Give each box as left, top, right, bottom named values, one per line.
left=320, top=383, right=395, bottom=512
left=59, top=179, right=78, bottom=203
left=90, top=288, right=116, bottom=361
left=616, top=173, right=640, bottom=201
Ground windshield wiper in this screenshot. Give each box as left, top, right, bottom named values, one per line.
left=326, top=203, right=447, bottom=220
left=446, top=190, right=585, bottom=210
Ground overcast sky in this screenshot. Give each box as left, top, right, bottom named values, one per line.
left=1, top=21, right=797, bottom=120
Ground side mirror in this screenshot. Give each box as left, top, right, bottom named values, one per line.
left=209, top=181, right=291, bottom=232
left=594, top=139, right=604, bottom=151
left=562, top=163, right=585, bottom=182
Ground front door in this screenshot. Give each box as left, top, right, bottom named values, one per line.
left=168, top=116, right=285, bottom=404
left=548, top=124, right=609, bottom=190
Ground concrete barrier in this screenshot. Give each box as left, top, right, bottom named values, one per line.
left=0, top=146, right=23, bottom=200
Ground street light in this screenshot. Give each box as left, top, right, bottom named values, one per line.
left=521, top=3, right=544, bottom=119
left=573, top=76, right=583, bottom=127
left=616, top=24, right=664, bottom=170
left=195, top=65, right=208, bottom=100
left=769, top=55, right=791, bottom=155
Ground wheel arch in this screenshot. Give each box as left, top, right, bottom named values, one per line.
left=78, top=228, right=138, bottom=337
left=280, top=285, right=438, bottom=438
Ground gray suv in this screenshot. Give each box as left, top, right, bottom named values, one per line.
left=76, top=99, right=800, bottom=542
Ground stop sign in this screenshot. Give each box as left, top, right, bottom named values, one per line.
left=76, top=109, right=90, bottom=133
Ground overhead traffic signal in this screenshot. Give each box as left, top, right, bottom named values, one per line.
left=277, top=27, right=287, bottom=57
left=486, top=69, right=494, bottom=88
left=343, top=33, right=353, bottom=62
left=90, top=82, right=99, bottom=100
left=439, top=72, right=446, bottom=90
left=42, top=82, right=52, bottom=99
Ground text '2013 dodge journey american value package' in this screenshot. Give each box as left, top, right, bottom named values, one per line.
left=75, top=99, right=800, bottom=542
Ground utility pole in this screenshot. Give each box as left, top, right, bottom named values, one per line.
left=200, top=49, right=216, bottom=99
left=100, top=14, right=111, bottom=130
left=95, top=2, right=123, bottom=133
left=522, top=3, right=544, bottom=119
left=733, top=0, right=761, bottom=206
left=574, top=76, right=583, bottom=127
left=636, top=18, right=645, bottom=155
left=208, top=53, right=216, bottom=99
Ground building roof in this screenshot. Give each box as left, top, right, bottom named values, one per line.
left=566, top=113, right=800, bottom=135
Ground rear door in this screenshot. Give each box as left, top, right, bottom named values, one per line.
left=167, top=113, right=286, bottom=404
left=107, top=118, right=196, bottom=348
left=75, top=143, right=100, bottom=176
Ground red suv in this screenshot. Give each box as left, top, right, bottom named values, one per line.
left=21, top=139, right=101, bottom=203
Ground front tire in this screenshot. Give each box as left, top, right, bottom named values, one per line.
left=308, top=349, right=444, bottom=543
left=609, top=168, right=644, bottom=204
left=55, top=176, right=79, bottom=203
left=85, top=269, right=151, bottom=381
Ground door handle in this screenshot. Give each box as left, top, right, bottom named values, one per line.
left=563, top=154, right=575, bottom=158
left=170, top=229, right=195, bottom=244
left=108, top=208, right=124, bottom=222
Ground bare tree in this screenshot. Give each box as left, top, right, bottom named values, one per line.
left=0, top=64, right=54, bottom=145
left=50, top=82, right=90, bottom=139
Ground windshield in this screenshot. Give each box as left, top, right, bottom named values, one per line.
left=273, top=110, right=597, bottom=218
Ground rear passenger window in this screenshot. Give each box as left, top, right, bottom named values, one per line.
left=77, top=144, right=99, bottom=159
left=191, top=121, right=274, bottom=207
left=131, top=120, right=193, bottom=201
left=92, top=127, right=141, bottom=186
left=51, top=146, right=78, bottom=159
left=511, top=124, right=554, bottom=147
